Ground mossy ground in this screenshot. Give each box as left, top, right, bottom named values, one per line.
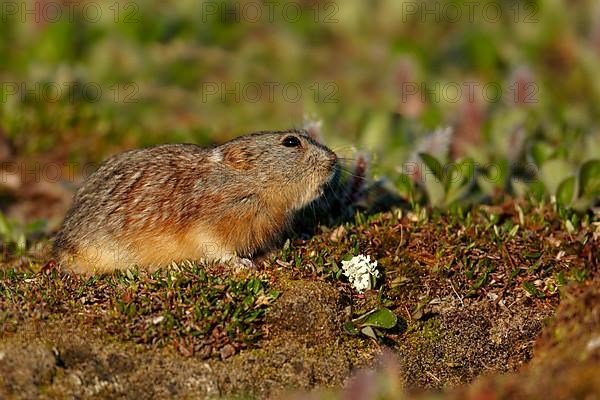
left=1, top=199, right=598, bottom=399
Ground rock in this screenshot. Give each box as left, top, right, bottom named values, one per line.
left=0, top=339, right=57, bottom=399
left=266, top=280, right=345, bottom=346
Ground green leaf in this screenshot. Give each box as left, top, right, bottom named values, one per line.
left=539, top=159, right=572, bottom=196
left=362, top=308, right=397, bottom=328
left=571, top=196, right=595, bottom=212
left=579, top=159, right=600, bottom=197
left=529, top=180, right=547, bottom=201
left=126, top=269, right=135, bottom=281
left=418, top=154, right=446, bottom=207
left=445, top=158, right=475, bottom=204
left=531, top=142, right=555, bottom=167
left=354, top=308, right=398, bottom=329
left=395, top=173, right=414, bottom=199
left=522, top=281, right=545, bottom=298
left=477, top=175, right=496, bottom=196
left=511, top=178, right=529, bottom=198
left=360, top=326, right=378, bottom=340
left=445, top=158, right=474, bottom=189
left=478, top=160, right=509, bottom=194
left=341, top=253, right=355, bottom=262
left=0, top=213, right=11, bottom=238
left=354, top=212, right=367, bottom=225
left=343, top=322, right=360, bottom=335
left=25, top=220, right=47, bottom=234
left=459, top=157, right=476, bottom=182
left=15, top=233, right=26, bottom=255
left=419, top=153, right=444, bottom=183
left=556, top=176, right=576, bottom=205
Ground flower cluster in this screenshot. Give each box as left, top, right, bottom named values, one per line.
left=341, top=255, right=380, bottom=293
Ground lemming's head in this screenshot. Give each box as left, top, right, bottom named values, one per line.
left=212, top=129, right=338, bottom=209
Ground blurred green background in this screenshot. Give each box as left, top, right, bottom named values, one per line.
left=1, top=0, right=599, bottom=212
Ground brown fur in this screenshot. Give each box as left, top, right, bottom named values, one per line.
left=52, top=130, right=337, bottom=273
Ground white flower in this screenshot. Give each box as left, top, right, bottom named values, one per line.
left=341, top=255, right=380, bottom=293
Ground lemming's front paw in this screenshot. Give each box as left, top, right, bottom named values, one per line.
left=229, top=257, right=256, bottom=269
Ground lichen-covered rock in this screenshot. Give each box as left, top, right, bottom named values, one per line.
left=0, top=339, right=57, bottom=399
left=397, top=300, right=552, bottom=390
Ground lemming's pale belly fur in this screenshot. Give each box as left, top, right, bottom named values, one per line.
left=61, top=223, right=234, bottom=274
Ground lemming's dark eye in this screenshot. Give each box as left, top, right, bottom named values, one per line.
left=282, top=136, right=301, bottom=147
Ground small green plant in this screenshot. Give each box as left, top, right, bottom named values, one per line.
left=0, top=212, right=46, bottom=257
left=553, top=159, right=600, bottom=210
left=343, top=307, right=398, bottom=340
left=0, top=213, right=26, bottom=255
left=418, top=153, right=476, bottom=207
left=403, top=146, right=599, bottom=211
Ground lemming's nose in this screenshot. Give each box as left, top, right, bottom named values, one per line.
left=328, top=152, right=338, bottom=168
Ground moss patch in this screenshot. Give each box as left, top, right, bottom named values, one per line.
left=1, top=261, right=280, bottom=359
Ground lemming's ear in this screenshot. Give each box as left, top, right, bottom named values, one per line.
left=222, top=146, right=256, bottom=170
